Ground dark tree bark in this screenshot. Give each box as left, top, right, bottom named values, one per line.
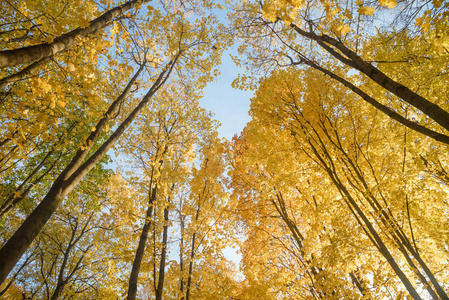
left=127, top=186, right=157, bottom=300
left=179, top=212, right=185, bottom=300
left=155, top=207, right=169, bottom=300
left=185, top=223, right=197, bottom=300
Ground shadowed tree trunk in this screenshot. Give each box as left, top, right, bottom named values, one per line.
left=127, top=185, right=157, bottom=300
left=185, top=206, right=200, bottom=300
left=155, top=206, right=169, bottom=300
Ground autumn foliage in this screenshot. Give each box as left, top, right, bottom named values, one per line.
left=1, top=0, right=448, bottom=299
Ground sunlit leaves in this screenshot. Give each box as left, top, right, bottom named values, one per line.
left=229, top=66, right=449, bottom=298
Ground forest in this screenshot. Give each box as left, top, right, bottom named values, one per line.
left=0, top=0, right=448, bottom=299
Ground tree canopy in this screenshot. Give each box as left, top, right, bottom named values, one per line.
left=1, top=0, right=448, bottom=299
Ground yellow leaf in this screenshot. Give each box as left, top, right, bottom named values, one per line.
left=54, top=22, right=63, bottom=35
left=49, top=99, right=56, bottom=109
left=359, top=6, right=375, bottom=16
left=16, top=89, right=26, bottom=97
left=334, top=24, right=350, bottom=36
left=57, top=100, right=65, bottom=107
left=67, top=63, right=75, bottom=72
left=78, top=17, right=90, bottom=28
left=432, top=0, right=443, bottom=7
left=378, top=0, right=397, bottom=8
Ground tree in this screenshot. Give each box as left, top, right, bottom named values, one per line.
left=121, top=75, right=233, bottom=299
left=229, top=67, right=449, bottom=299
left=0, top=0, right=147, bottom=68
left=123, top=85, right=204, bottom=299
left=230, top=0, right=449, bottom=144
left=180, top=135, right=232, bottom=300
left=229, top=134, right=369, bottom=299
left=0, top=169, right=139, bottom=299
left=0, top=0, right=228, bottom=283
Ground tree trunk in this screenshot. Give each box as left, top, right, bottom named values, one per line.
left=155, top=207, right=169, bottom=300
left=185, top=206, right=201, bottom=300
left=0, top=0, right=149, bottom=68
left=185, top=231, right=196, bottom=300
left=127, top=186, right=157, bottom=300
left=49, top=284, right=64, bottom=300
left=179, top=214, right=185, bottom=300
left=0, top=57, right=51, bottom=88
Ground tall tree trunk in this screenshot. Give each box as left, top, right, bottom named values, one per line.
left=179, top=214, right=185, bottom=300
left=0, top=57, right=51, bottom=88
left=0, top=18, right=110, bottom=88
left=127, top=185, right=157, bottom=300
left=0, top=0, right=149, bottom=68
left=185, top=206, right=200, bottom=300
left=185, top=231, right=196, bottom=300
left=0, top=56, right=178, bottom=284
left=155, top=207, right=169, bottom=300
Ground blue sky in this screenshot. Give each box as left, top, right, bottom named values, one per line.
left=200, top=48, right=254, bottom=141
